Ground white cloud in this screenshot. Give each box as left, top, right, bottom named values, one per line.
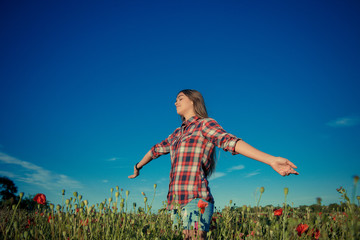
left=0, top=152, right=83, bottom=190
left=327, top=116, right=360, bottom=127
left=102, top=180, right=109, bottom=183
left=227, top=164, right=245, bottom=172
left=107, top=157, right=120, bottom=161
left=245, top=170, right=260, bottom=178
left=208, top=172, right=226, bottom=180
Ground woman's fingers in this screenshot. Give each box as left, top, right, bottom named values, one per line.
left=286, top=160, right=298, bottom=169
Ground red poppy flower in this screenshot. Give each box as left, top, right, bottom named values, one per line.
left=312, top=229, right=320, bottom=239
left=33, top=193, right=46, bottom=205
left=48, top=215, right=52, bottom=223
left=273, top=208, right=283, bottom=216
left=296, top=223, right=309, bottom=236
left=197, top=199, right=208, bottom=214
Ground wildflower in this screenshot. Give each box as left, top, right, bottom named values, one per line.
left=318, top=212, right=322, bottom=217
left=48, top=215, right=52, bottom=223
left=80, top=219, right=89, bottom=226
left=33, top=193, right=46, bottom=205
left=312, top=228, right=320, bottom=239
left=296, top=223, right=309, bottom=236
left=273, top=208, right=283, bottom=216
left=197, top=199, right=208, bottom=214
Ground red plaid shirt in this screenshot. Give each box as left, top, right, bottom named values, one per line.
left=150, top=116, right=241, bottom=207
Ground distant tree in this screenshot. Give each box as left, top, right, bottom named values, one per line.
left=0, top=176, right=18, bottom=201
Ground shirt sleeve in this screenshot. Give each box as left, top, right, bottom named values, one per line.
left=150, top=128, right=179, bottom=159
left=201, top=118, right=241, bottom=155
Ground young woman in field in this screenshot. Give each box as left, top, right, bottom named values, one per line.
left=128, top=89, right=299, bottom=240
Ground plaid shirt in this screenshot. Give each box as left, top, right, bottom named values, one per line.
left=150, top=116, right=241, bottom=207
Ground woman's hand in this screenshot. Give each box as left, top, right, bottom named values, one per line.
left=270, top=157, right=299, bottom=176
left=128, top=165, right=140, bottom=179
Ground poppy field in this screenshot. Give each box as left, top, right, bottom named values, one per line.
left=1, top=178, right=359, bottom=240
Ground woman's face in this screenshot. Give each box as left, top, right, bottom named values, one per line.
left=175, top=92, right=195, bottom=119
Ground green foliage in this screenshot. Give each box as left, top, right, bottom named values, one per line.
left=0, top=177, right=359, bottom=239
left=0, top=176, right=17, bottom=201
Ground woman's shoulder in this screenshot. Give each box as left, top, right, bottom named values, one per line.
left=198, top=117, right=218, bottom=125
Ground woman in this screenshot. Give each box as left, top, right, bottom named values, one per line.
left=129, top=89, right=299, bottom=240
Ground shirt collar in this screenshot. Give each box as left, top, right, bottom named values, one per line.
left=182, top=115, right=200, bottom=127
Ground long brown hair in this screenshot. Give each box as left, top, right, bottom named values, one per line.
left=178, top=89, right=217, bottom=177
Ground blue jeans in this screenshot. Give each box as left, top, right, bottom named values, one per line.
left=171, top=198, right=214, bottom=232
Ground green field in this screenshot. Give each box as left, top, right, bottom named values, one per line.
left=1, top=182, right=359, bottom=240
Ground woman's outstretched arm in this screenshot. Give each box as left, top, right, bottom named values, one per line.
left=235, top=140, right=299, bottom=176
left=128, top=150, right=153, bottom=179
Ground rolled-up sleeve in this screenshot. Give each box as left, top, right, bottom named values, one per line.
left=201, top=118, right=241, bottom=155
left=150, top=129, right=178, bottom=159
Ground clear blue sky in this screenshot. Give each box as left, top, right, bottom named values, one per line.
left=1, top=0, right=359, bottom=211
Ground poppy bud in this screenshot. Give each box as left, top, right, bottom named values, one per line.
left=73, top=192, right=78, bottom=198
left=116, top=186, right=119, bottom=191
left=19, top=192, right=24, bottom=199
left=14, top=221, right=18, bottom=230
left=81, top=201, right=85, bottom=208
left=141, top=192, right=146, bottom=196
left=110, top=188, right=114, bottom=194
left=133, top=202, right=137, bottom=208
left=109, top=198, right=112, bottom=203
left=284, top=187, right=289, bottom=196
left=99, top=203, right=104, bottom=209
left=126, top=190, right=130, bottom=197
left=357, top=196, right=360, bottom=201
left=354, top=175, right=359, bottom=185
left=50, top=204, right=54, bottom=210
left=144, top=197, right=148, bottom=203
left=115, top=192, right=120, bottom=198
left=229, top=200, right=232, bottom=205
left=62, top=189, right=65, bottom=195
left=154, top=184, right=157, bottom=189
left=79, top=195, right=82, bottom=201
left=260, top=187, right=265, bottom=194
left=84, top=200, right=88, bottom=206
left=65, top=199, right=70, bottom=205
left=56, top=204, right=61, bottom=211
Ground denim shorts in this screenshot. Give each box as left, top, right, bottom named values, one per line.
left=171, top=198, right=214, bottom=232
